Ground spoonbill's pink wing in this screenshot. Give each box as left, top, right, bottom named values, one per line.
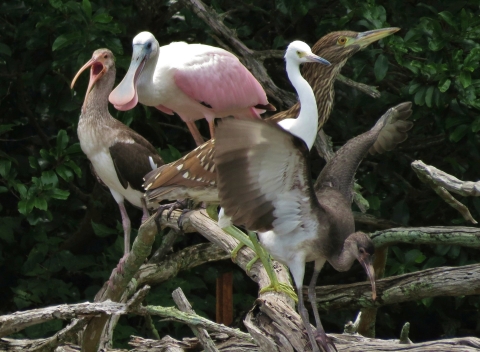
left=174, top=52, right=268, bottom=112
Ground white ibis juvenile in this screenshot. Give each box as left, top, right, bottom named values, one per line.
left=143, top=28, right=400, bottom=212
left=109, top=32, right=275, bottom=146
left=71, top=49, right=164, bottom=267
left=214, top=102, right=413, bottom=352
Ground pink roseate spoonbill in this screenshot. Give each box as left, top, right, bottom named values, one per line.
left=215, top=101, right=413, bottom=352
left=71, top=48, right=164, bottom=268
left=143, top=27, right=400, bottom=212
left=109, top=31, right=275, bottom=146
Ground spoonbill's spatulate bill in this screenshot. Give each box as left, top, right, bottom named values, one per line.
left=71, top=49, right=163, bottom=269
left=109, top=31, right=275, bottom=146
left=215, top=102, right=413, bottom=352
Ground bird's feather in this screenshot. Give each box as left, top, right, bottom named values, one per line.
left=215, top=118, right=319, bottom=235
left=109, top=140, right=163, bottom=192
left=143, top=139, right=218, bottom=202
left=173, top=49, right=269, bottom=113
left=315, top=102, right=413, bottom=202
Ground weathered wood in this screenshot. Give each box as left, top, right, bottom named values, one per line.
left=82, top=218, right=159, bottom=352
left=0, top=301, right=124, bottom=338
left=311, top=263, right=480, bottom=312
left=137, top=243, right=229, bottom=287
left=412, top=160, right=478, bottom=224
left=371, top=226, right=480, bottom=248
left=172, top=288, right=219, bottom=352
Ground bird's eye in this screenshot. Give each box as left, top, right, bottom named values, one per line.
left=359, top=248, right=365, bottom=254
left=147, top=42, right=152, bottom=49
left=337, top=36, right=347, bottom=45
left=104, top=54, right=108, bottom=59
left=296, top=50, right=301, bottom=56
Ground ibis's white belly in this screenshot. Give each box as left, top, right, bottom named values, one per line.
left=78, top=126, right=143, bottom=208
left=90, top=151, right=143, bottom=208
left=259, top=229, right=322, bottom=266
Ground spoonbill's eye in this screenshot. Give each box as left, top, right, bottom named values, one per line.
left=147, top=42, right=152, bottom=49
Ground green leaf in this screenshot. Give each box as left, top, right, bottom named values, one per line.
left=52, top=32, right=82, bottom=51
left=374, top=54, right=389, bottom=81
left=0, top=160, right=12, bottom=178
left=414, top=86, right=426, bottom=106
left=50, top=188, right=70, bottom=200
left=366, top=195, right=380, bottom=210
left=41, top=170, right=58, bottom=186
left=472, top=118, right=480, bottom=133
left=438, top=78, right=451, bottom=93
left=65, top=160, right=82, bottom=177
left=0, top=43, right=12, bottom=56
left=56, top=165, right=73, bottom=181
left=93, top=13, right=113, bottom=23
left=34, top=197, right=48, bottom=211
left=424, top=86, right=434, bottom=108
left=82, top=0, right=92, bottom=18
left=437, top=11, right=456, bottom=28
left=459, top=71, right=471, bottom=88
left=91, top=221, right=118, bottom=237
left=405, top=249, right=426, bottom=264
left=56, top=130, right=69, bottom=156
left=65, top=143, right=82, bottom=155
left=408, top=82, right=421, bottom=95
left=449, top=124, right=468, bottom=143
left=49, top=0, right=62, bottom=9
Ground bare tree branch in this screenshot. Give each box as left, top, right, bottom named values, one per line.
left=412, top=160, right=478, bottom=224
left=310, top=263, right=480, bottom=312
left=172, top=288, right=219, bottom=352
left=371, top=226, right=480, bottom=248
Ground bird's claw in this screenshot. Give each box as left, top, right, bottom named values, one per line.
left=154, top=199, right=191, bottom=231
left=177, top=208, right=192, bottom=230
left=260, top=282, right=298, bottom=302
left=310, top=329, right=337, bottom=352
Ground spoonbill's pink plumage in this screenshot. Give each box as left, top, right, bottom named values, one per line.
left=109, top=32, right=274, bottom=145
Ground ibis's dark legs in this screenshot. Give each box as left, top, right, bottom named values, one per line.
left=186, top=121, right=204, bottom=146
left=308, top=260, right=337, bottom=352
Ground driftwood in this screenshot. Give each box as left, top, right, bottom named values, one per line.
left=412, top=160, right=479, bottom=224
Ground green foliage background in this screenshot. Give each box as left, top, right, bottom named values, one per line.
left=1, top=0, right=479, bottom=346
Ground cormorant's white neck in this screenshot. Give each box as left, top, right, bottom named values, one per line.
left=279, top=60, right=318, bottom=149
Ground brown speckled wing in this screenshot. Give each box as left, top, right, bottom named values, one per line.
left=143, top=139, right=217, bottom=198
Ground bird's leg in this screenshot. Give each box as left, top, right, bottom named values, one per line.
left=117, top=201, right=131, bottom=274
left=208, top=120, right=216, bottom=139
left=153, top=199, right=190, bottom=232
left=140, top=197, right=150, bottom=223
left=205, top=205, right=296, bottom=300
left=297, top=282, right=322, bottom=352
left=186, top=121, right=205, bottom=146
left=247, top=231, right=297, bottom=301
left=308, top=260, right=337, bottom=352
left=308, top=259, right=326, bottom=330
